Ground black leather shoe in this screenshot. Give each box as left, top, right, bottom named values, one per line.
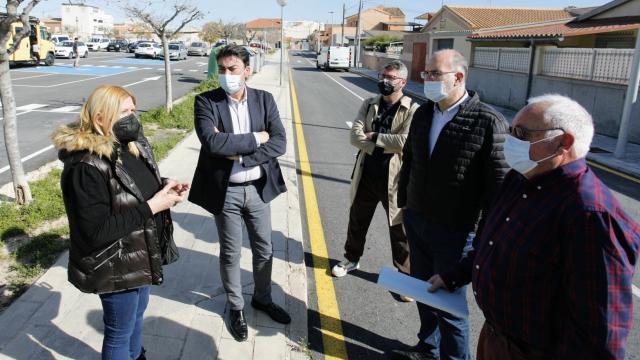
left=228, top=309, right=248, bottom=342
left=251, top=300, right=291, bottom=324
left=386, top=349, right=438, bottom=360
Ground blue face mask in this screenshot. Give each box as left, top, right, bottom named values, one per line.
left=219, top=74, right=243, bottom=95
left=504, top=134, right=561, bottom=175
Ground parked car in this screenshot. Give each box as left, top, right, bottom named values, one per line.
left=135, top=42, right=161, bottom=58
left=127, top=41, right=140, bottom=53
left=158, top=43, right=188, bottom=60
left=51, top=34, right=70, bottom=45
left=107, top=39, right=128, bottom=52
left=188, top=41, right=209, bottom=56
left=316, top=46, right=351, bottom=71
left=55, top=40, right=89, bottom=59
left=87, top=37, right=109, bottom=51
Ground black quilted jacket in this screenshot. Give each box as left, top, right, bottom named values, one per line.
left=398, top=91, right=510, bottom=231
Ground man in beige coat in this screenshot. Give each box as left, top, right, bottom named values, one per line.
left=331, top=61, right=419, bottom=292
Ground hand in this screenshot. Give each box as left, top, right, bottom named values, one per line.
left=427, top=274, right=446, bottom=293
left=255, top=131, right=270, bottom=144
left=213, top=127, right=220, bottom=133
left=147, top=180, right=186, bottom=214
left=166, top=180, right=190, bottom=197
left=365, top=132, right=375, bottom=140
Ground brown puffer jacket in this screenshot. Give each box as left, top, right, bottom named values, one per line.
left=52, top=124, right=176, bottom=294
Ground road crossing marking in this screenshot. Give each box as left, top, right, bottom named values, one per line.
left=16, top=104, right=47, bottom=111
left=0, top=145, right=54, bottom=175
left=189, top=69, right=197, bottom=72
left=289, top=69, right=349, bottom=360
left=49, top=106, right=81, bottom=113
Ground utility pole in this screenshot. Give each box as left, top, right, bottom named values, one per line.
left=341, top=3, right=345, bottom=46
left=614, top=31, right=640, bottom=158
left=355, top=0, right=363, bottom=67
left=329, top=11, right=334, bottom=46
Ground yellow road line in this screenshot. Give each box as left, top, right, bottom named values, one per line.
left=289, top=69, right=349, bottom=360
left=587, top=160, right=640, bottom=185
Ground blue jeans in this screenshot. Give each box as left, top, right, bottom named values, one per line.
left=99, top=286, right=150, bottom=360
left=404, top=209, right=473, bottom=360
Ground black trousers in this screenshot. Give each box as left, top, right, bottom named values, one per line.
left=343, top=173, right=410, bottom=274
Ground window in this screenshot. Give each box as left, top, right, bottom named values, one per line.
left=435, top=38, right=454, bottom=51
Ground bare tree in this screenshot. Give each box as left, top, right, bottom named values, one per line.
left=125, top=1, right=203, bottom=112
left=199, top=20, right=219, bottom=44
left=0, top=0, right=45, bottom=204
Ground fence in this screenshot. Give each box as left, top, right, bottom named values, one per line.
left=363, top=51, right=401, bottom=60
left=472, top=47, right=531, bottom=73
left=541, top=48, right=634, bottom=84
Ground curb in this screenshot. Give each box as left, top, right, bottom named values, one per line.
left=349, top=68, right=640, bottom=183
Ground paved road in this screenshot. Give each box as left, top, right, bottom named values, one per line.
left=289, top=50, right=640, bottom=359
left=0, top=50, right=210, bottom=186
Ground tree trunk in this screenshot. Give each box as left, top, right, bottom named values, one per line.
left=0, top=50, right=32, bottom=204
left=161, top=34, right=173, bottom=112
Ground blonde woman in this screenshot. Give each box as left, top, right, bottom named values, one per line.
left=52, top=85, right=189, bottom=359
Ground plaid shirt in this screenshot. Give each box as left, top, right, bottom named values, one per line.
left=443, top=159, right=640, bottom=359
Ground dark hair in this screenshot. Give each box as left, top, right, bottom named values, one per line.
left=216, top=44, right=250, bottom=67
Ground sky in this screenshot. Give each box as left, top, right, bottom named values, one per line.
left=33, top=0, right=608, bottom=27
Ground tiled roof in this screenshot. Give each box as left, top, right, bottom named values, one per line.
left=469, top=16, right=640, bottom=39
left=445, top=6, right=573, bottom=30
left=382, top=7, right=405, bottom=17
left=416, top=12, right=434, bottom=20
left=246, top=18, right=281, bottom=30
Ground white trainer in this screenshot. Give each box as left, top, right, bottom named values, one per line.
left=331, top=259, right=360, bottom=277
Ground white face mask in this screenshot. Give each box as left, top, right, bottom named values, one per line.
left=219, top=74, right=243, bottom=95
left=423, top=80, right=449, bottom=102
left=503, top=134, right=560, bottom=175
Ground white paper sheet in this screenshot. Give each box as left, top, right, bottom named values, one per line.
left=377, top=267, right=469, bottom=318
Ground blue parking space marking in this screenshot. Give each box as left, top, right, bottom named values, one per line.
left=15, top=64, right=139, bottom=76
left=104, top=58, right=166, bottom=65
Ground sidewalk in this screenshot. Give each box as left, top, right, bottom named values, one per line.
left=0, top=51, right=308, bottom=360
left=351, top=67, right=640, bottom=180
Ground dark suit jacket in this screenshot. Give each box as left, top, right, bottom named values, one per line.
left=189, top=86, right=287, bottom=215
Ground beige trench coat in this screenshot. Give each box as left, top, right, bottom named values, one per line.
left=350, top=94, right=419, bottom=226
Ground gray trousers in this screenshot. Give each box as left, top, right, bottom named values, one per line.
left=215, top=183, right=273, bottom=310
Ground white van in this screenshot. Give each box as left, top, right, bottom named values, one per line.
left=51, top=34, right=70, bottom=44
left=316, top=46, right=351, bottom=71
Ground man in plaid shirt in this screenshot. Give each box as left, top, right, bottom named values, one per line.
left=429, top=94, right=640, bottom=359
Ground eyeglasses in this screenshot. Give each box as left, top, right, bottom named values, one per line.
left=420, top=70, right=456, bottom=80
left=378, top=73, right=404, bottom=81
left=509, top=125, right=565, bottom=141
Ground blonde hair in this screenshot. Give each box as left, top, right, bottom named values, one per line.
left=79, top=84, right=140, bottom=157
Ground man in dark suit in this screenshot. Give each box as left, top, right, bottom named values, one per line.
left=189, top=45, right=289, bottom=342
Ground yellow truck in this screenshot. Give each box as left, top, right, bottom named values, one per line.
left=3, top=14, right=55, bottom=66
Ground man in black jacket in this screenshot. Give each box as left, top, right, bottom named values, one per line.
left=189, top=45, right=289, bottom=342
left=389, top=50, right=509, bottom=360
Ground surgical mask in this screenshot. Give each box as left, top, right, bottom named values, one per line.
left=377, top=80, right=396, bottom=96
left=219, top=74, right=243, bottom=95
left=113, top=113, right=140, bottom=144
left=503, top=134, right=560, bottom=175
left=423, top=81, right=449, bottom=102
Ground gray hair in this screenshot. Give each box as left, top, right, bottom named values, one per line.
left=383, top=60, right=408, bottom=80
left=432, top=49, right=468, bottom=79
left=527, top=94, right=594, bottom=158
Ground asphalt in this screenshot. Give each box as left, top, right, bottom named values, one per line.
left=0, top=50, right=211, bottom=186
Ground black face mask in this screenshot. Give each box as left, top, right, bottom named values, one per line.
left=113, top=113, right=141, bottom=144
left=377, top=80, right=396, bottom=96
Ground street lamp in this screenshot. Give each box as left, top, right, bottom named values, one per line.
left=277, top=0, right=287, bottom=87
left=328, top=11, right=334, bottom=46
